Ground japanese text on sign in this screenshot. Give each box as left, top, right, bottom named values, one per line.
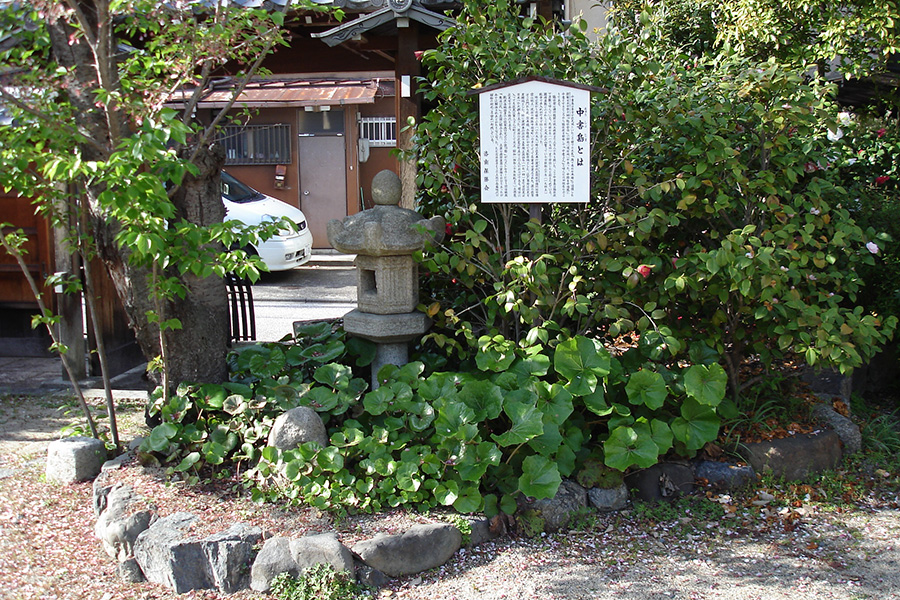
left=478, top=79, right=590, bottom=203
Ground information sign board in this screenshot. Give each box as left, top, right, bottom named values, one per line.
left=474, top=77, right=592, bottom=203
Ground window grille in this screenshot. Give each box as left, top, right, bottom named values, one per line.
left=220, top=124, right=291, bottom=165
left=359, top=116, right=396, bottom=147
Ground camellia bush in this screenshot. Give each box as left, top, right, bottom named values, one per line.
left=413, top=0, right=896, bottom=400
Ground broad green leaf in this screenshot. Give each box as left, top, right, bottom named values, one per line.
left=528, top=422, right=564, bottom=456
left=362, top=386, right=394, bottom=415
left=142, top=422, right=179, bottom=452
left=434, top=400, right=476, bottom=438
left=582, top=385, right=613, bottom=416
left=452, top=484, right=484, bottom=513
left=457, top=441, right=502, bottom=481
left=492, top=401, right=544, bottom=446
left=518, top=454, right=562, bottom=499
left=625, top=369, right=667, bottom=409
left=435, top=480, right=459, bottom=506
left=649, top=418, right=674, bottom=454
left=222, top=394, right=247, bottom=415
left=173, top=451, right=200, bottom=472
left=317, top=446, right=345, bottom=472
left=554, top=336, right=611, bottom=395
left=408, top=403, right=436, bottom=432
left=197, top=384, right=226, bottom=409
left=536, top=382, right=574, bottom=425
left=459, top=380, right=505, bottom=421
left=396, top=461, right=421, bottom=492
left=671, top=398, right=721, bottom=452
left=313, top=363, right=352, bottom=389
left=684, top=363, right=727, bottom=406
left=603, top=425, right=660, bottom=470
left=305, top=386, right=339, bottom=412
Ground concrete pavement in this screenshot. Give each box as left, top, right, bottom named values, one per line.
left=0, top=252, right=358, bottom=396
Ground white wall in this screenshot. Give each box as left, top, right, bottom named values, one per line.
left=565, top=0, right=610, bottom=40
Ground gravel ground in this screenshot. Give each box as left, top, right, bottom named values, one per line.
left=2, top=391, right=900, bottom=600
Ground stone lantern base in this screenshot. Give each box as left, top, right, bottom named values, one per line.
left=342, top=309, right=432, bottom=388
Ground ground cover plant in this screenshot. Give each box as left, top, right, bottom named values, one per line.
left=141, top=322, right=728, bottom=514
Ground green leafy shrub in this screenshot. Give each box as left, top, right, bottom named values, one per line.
left=414, top=0, right=896, bottom=403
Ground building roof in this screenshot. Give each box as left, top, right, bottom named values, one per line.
left=171, top=77, right=395, bottom=108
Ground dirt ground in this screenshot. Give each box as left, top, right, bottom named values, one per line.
left=2, top=390, right=900, bottom=600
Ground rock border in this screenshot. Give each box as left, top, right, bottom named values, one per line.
left=78, top=398, right=858, bottom=595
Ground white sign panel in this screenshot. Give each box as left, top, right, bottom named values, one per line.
left=478, top=79, right=590, bottom=203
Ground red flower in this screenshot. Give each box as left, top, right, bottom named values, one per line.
left=804, top=162, right=818, bottom=173
left=636, top=264, right=652, bottom=278
left=445, top=222, right=453, bottom=236
left=414, top=51, right=425, bottom=60
left=877, top=128, right=887, bottom=138
left=876, top=176, right=891, bottom=185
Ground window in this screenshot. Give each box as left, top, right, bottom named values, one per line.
left=359, top=116, right=396, bottom=148
left=220, top=124, right=291, bottom=165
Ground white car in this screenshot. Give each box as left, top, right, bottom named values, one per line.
left=222, top=171, right=314, bottom=271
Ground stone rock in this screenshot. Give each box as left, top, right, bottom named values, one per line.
left=739, top=430, right=842, bottom=481
left=92, top=471, right=115, bottom=516
left=587, top=484, right=630, bottom=512
left=94, top=483, right=157, bottom=561
left=342, top=309, right=431, bottom=344
left=267, top=407, right=328, bottom=451
left=134, top=513, right=205, bottom=593
left=801, top=366, right=853, bottom=405
left=812, top=404, right=862, bottom=455
left=694, top=460, right=756, bottom=490
left=250, top=533, right=354, bottom=592
left=45, top=436, right=107, bottom=483
left=352, top=523, right=462, bottom=577
left=465, top=517, right=499, bottom=547
left=625, top=463, right=695, bottom=502
left=134, top=512, right=262, bottom=594
left=203, top=524, right=264, bottom=593
left=355, top=562, right=390, bottom=588
left=101, top=452, right=133, bottom=472
left=117, top=557, right=146, bottom=583
left=528, top=480, right=588, bottom=532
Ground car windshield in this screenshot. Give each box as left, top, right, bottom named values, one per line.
left=221, top=171, right=265, bottom=204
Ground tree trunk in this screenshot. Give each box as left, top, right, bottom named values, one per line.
left=47, top=7, right=230, bottom=387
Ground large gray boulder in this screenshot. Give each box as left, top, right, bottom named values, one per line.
left=267, top=406, right=328, bottom=450
left=352, top=523, right=462, bottom=577
left=134, top=512, right=262, bottom=594
left=250, top=533, right=354, bottom=592
left=587, top=484, right=629, bottom=512
left=528, top=480, right=588, bottom=532
left=46, top=436, right=107, bottom=483
left=94, top=483, right=157, bottom=561
left=694, top=460, right=756, bottom=490
left=739, top=430, right=842, bottom=481
left=204, top=524, right=264, bottom=593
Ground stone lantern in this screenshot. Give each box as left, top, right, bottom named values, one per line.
left=327, top=170, right=444, bottom=387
